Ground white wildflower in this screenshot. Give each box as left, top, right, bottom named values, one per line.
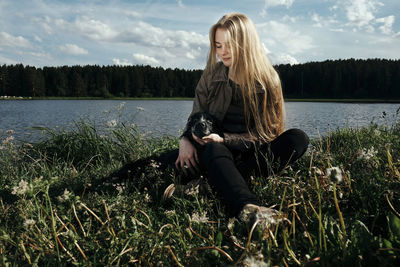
left=374, top=129, right=381, bottom=136
left=358, top=146, right=378, bottom=161
left=117, top=102, right=126, bottom=111
left=326, top=167, right=343, bottom=183
left=6, top=130, right=14, bottom=135
left=57, top=189, right=72, bottom=202
left=243, top=256, right=269, bottom=267
left=107, top=119, right=117, bottom=127
left=23, top=219, right=36, bottom=228
left=150, top=160, right=160, bottom=169
left=11, top=180, right=30, bottom=195
left=2, top=135, right=14, bottom=144
left=164, top=210, right=176, bottom=217
left=136, top=107, right=144, bottom=111
left=190, top=211, right=208, bottom=224
left=144, top=193, right=151, bottom=203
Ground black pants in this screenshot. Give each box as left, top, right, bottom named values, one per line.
left=158, top=128, right=309, bottom=216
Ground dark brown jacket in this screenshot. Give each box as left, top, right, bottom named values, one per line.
left=185, top=62, right=265, bottom=150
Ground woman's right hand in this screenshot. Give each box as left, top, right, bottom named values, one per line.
left=175, top=137, right=199, bottom=175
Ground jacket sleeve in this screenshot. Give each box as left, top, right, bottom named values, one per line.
left=223, top=132, right=259, bottom=151
left=180, top=72, right=209, bottom=139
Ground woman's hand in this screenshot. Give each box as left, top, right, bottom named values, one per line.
left=175, top=137, right=199, bottom=175
left=192, top=133, right=224, bottom=145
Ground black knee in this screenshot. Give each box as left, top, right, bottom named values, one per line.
left=201, top=142, right=233, bottom=168
left=270, top=128, right=309, bottom=166
left=284, top=128, right=309, bottom=158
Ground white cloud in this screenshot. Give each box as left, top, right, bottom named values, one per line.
left=34, top=35, right=42, bottom=42
left=261, top=0, right=294, bottom=17
left=116, top=21, right=208, bottom=49
left=376, top=15, right=395, bottom=35
left=258, top=21, right=314, bottom=54
left=311, top=13, right=323, bottom=28
left=268, top=52, right=299, bottom=65
left=177, top=0, right=184, bottom=8
left=0, top=32, right=31, bottom=48
left=132, top=53, right=160, bottom=65
left=59, top=44, right=88, bottom=55
left=344, top=0, right=383, bottom=31
left=113, top=58, right=133, bottom=66
left=74, top=16, right=117, bottom=41
left=32, top=16, right=53, bottom=35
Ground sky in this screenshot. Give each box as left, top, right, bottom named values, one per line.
left=0, top=0, right=399, bottom=70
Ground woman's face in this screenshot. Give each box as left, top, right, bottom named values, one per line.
left=215, top=27, right=232, bottom=67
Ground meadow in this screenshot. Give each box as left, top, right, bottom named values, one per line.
left=1, top=108, right=400, bottom=266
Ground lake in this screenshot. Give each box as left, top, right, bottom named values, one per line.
left=0, top=100, right=399, bottom=142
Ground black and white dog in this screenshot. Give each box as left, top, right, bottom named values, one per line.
left=103, top=112, right=223, bottom=184
left=183, top=111, right=224, bottom=149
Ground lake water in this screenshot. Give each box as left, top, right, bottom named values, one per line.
left=0, top=100, right=399, bottom=142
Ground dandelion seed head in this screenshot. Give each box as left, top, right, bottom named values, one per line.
left=243, top=255, right=268, bottom=267
left=6, top=130, right=14, bottom=135
left=107, top=119, right=117, bottom=127
left=326, top=167, right=343, bottom=183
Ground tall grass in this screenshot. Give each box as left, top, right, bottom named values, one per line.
left=1, top=109, right=400, bottom=266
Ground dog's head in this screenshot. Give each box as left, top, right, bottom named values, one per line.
left=188, top=112, right=223, bottom=139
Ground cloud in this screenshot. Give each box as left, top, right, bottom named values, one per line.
left=268, top=52, right=299, bottom=65
left=260, top=0, right=294, bottom=17
left=132, top=53, right=160, bottom=65
left=112, top=58, right=133, bottom=66
left=32, top=16, right=54, bottom=35
left=344, top=0, right=382, bottom=30
left=376, top=15, right=395, bottom=35
left=258, top=21, right=314, bottom=54
left=59, top=44, right=88, bottom=55
left=74, top=16, right=117, bottom=41
left=0, top=31, right=31, bottom=48
left=116, top=21, right=208, bottom=49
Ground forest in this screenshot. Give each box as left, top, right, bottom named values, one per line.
left=0, top=58, right=399, bottom=99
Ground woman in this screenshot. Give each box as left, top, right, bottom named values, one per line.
left=171, top=13, right=309, bottom=220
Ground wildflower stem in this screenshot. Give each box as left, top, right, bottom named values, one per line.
left=19, top=240, right=31, bottom=265
left=333, top=183, right=346, bottom=237
left=274, top=186, right=288, bottom=241
left=46, top=187, right=60, bottom=261
left=80, top=202, right=104, bottom=225
left=72, top=203, right=87, bottom=237
left=283, top=229, right=301, bottom=265
left=191, top=246, right=233, bottom=262
left=292, top=184, right=296, bottom=242
left=385, top=193, right=400, bottom=219
left=165, top=245, right=184, bottom=267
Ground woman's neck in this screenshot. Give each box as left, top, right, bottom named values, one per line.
left=228, top=69, right=237, bottom=83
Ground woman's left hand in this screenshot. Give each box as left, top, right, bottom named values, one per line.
left=192, top=133, right=224, bottom=145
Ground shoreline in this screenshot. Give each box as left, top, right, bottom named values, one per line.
left=1, top=96, right=400, bottom=103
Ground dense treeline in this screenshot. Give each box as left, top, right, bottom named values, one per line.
left=276, top=58, right=400, bottom=99
left=0, top=58, right=399, bottom=99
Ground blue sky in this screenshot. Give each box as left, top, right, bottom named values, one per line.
left=0, top=0, right=399, bottom=69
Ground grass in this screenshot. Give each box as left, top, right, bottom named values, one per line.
left=1, top=108, right=400, bottom=266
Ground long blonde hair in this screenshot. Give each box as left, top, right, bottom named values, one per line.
left=206, top=13, right=285, bottom=141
